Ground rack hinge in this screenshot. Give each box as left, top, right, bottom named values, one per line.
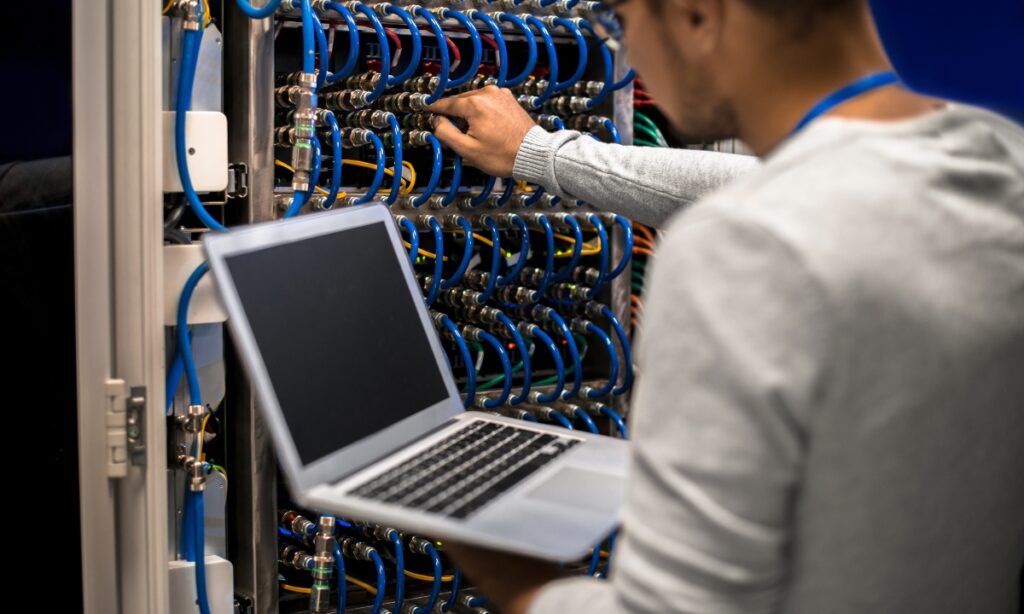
left=227, top=162, right=249, bottom=199
left=106, top=379, right=147, bottom=478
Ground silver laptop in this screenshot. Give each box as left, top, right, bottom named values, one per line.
left=204, top=204, right=628, bottom=560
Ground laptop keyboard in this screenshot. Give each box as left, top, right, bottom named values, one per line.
left=350, top=421, right=580, bottom=520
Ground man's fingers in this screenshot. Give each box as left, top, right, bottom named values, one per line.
left=426, top=95, right=479, bottom=119
left=432, top=117, right=480, bottom=159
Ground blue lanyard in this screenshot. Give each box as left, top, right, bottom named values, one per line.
left=791, top=70, right=900, bottom=135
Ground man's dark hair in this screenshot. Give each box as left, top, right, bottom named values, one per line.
left=742, top=0, right=862, bottom=32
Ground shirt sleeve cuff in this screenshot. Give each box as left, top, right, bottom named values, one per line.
left=513, top=125, right=582, bottom=191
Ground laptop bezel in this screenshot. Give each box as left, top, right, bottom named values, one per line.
left=203, top=204, right=465, bottom=494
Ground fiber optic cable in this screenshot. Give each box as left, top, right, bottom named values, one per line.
left=411, top=134, right=444, bottom=207
left=495, top=12, right=537, bottom=87
left=354, top=132, right=387, bottom=203
left=441, top=217, right=474, bottom=289
left=381, top=4, right=422, bottom=85
left=324, top=2, right=359, bottom=83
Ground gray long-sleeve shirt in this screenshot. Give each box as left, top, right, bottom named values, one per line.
left=512, top=106, right=1024, bottom=613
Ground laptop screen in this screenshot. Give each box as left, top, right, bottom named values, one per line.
left=222, top=220, right=450, bottom=466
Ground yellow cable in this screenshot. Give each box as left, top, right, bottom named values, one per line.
left=196, top=412, right=213, bottom=461
left=517, top=180, right=532, bottom=193
left=163, top=0, right=211, bottom=26
left=402, top=160, right=417, bottom=194
left=274, top=160, right=334, bottom=196
left=346, top=576, right=378, bottom=595
left=281, top=584, right=311, bottom=595
left=162, top=0, right=174, bottom=15
left=403, top=570, right=456, bottom=583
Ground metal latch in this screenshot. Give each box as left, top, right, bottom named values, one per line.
left=227, top=162, right=249, bottom=199
left=106, top=379, right=147, bottom=478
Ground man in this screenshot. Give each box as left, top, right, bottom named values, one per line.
left=427, top=0, right=1024, bottom=612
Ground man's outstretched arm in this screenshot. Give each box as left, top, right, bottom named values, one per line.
left=429, top=87, right=758, bottom=227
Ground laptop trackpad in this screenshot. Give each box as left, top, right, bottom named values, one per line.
left=524, top=467, right=621, bottom=515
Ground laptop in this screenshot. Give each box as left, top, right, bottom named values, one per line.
left=204, top=203, right=628, bottom=560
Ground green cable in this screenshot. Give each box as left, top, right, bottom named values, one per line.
left=634, top=124, right=666, bottom=146
left=634, top=138, right=661, bottom=148
left=634, top=112, right=669, bottom=146
left=477, top=360, right=526, bottom=392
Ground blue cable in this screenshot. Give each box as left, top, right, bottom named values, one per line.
left=551, top=215, right=583, bottom=283
left=497, top=313, right=531, bottom=404
left=497, top=215, right=530, bottom=287
left=234, top=0, right=282, bottom=19
left=549, top=410, right=574, bottom=430
left=607, top=215, right=632, bottom=279
left=531, top=328, right=565, bottom=402
left=389, top=532, right=405, bottom=613
left=496, top=13, right=537, bottom=87
left=524, top=16, right=558, bottom=104
left=550, top=115, right=566, bottom=130
left=399, top=217, right=419, bottom=265
left=332, top=541, right=347, bottom=613
left=368, top=550, right=387, bottom=614
left=411, top=544, right=443, bottom=614
left=287, top=136, right=321, bottom=217
left=609, top=68, right=636, bottom=91
left=547, top=311, right=582, bottom=398
left=579, top=21, right=613, bottom=107
left=425, top=218, right=444, bottom=306
left=586, top=214, right=610, bottom=294
left=411, top=134, right=444, bottom=207
left=478, top=217, right=501, bottom=302
left=414, top=7, right=450, bottom=103
left=441, top=315, right=476, bottom=407
left=551, top=18, right=587, bottom=92
left=599, top=405, right=629, bottom=439
left=478, top=330, right=513, bottom=407
left=521, top=412, right=539, bottom=422
left=354, top=132, right=387, bottom=204
left=324, top=112, right=343, bottom=208
left=605, top=530, right=617, bottom=576
left=600, top=305, right=633, bottom=395
left=312, top=11, right=329, bottom=91
left=386, top=114, right=403, bottom=205
left=165, top=338, right=188, bottom=414
left=602, top=118, right=621, bottom=144
left=494, top=178, right=514, bottom=206
left=176, top=21, right=225, bottom=231
left=523, top=184, right=546, bottom=207
left=193, top=490, right=212, bottom=614
left=573, top=408, right=600, bottom=434
left=440, top=9, right=482, bottom=88
left=182, top=490, right=196, bottom=561
left=299, top=0, right=316, bottom=74
left=532, top=214, right=555, bottom=296
left=586, top=544, right=601, bottom=576
left=442, top=217, right=474, bottom=289
left=469, top=175, right=496, bottom=207
left=442, top=568, right=461, bottom=612
left=467, top=596, right=488, bottom=608
left=468, top=10, right=508, bottom=86
left=177, top=262, right=209, bottom=406
left=324, top=2, right=360, bottom=83
left=351, top=3, right=390, bottom=101
left=442, top=153, right=463, bottom=206
left=583, top=321, right=618, bottom=398
left=382, top=4, right=423, bottom=85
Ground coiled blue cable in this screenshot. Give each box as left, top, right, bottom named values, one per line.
left=524, top=16, right=558, bottom=104
left=400, top=217, right=419, bottom=265
left=442, top=568, right=461, bottom=612
left=497, top=214, right=529, bottom=286
left=414, top=7, right=450, bottom=103
left=332, top=541, right=347, bottom=613
left=607, top=215, right=632, bottom=278
left=600, top=305, right=633, bottom=395
left=412, top=134, right=444, bottom=207
left=583, top=321, right=618, bottom=398
left=547, top=310, right=582, bottom=398
left=551, top=215, right=583, bottom=283
left=523, top=184, right=546, bottom=207
left=496, top=13, right=537, bottom=87
left=478, top=330, right=513, bottom=407
left=467, top=595, right=488, bottom=608
left=234, top=0, right=282, bottom=19
left=586, top=214, right=610, bottom=294
left=469, top=175, right=496, bottom=207
left=299, top=0, right=316, bottom=74
left=425, top=218, right=444, bottom=306
left=573, top=408, right=600, bottom=434
left=389, top=532, right=405, bottom=613
left=478, top=217, right=502, bottom=302
left=312, top=11, right=329, bottom=91
left=551, top=18, right=587, bottom=92
left=599, top=405, right=628, bottom=438
left=368, top=550, right=387, bottom=614
left=386, top=114, right=403, bottom=205
left=496, top=177, right=515, bottom=206
left=441, top=9, right=483, bottom=88
left=176, top=21, right=225, bottom=231
left=182, top=490, right=196, bottom=561
left=602, top=118, right=621, bottom=144
left=411, top=543, right=444, bottom=614
left=442, top=153, right=463, bottom=206
left=586, top=544, right=601, bottom=576
left=533, top=214, right=556, bottom=296
left=165, top=337, right=188, bottom=414
left=324, top=2, right=360, bottom=83
left=579, top=21, right=613, bottom=107
left=354, top=132, right=387, bottom=203
left=324, top=112, right=343, bottom=208
left=441, top=315, right=476, bottom=407
left=193, top=490, right=212, bottom=614
left=550, top=115, right=566, bottom=131
left=468, top=10, right=508, bottom=85
left=497, top=313, right=531, bottom=404
left=177, top=262, right=210, bottom=406
left=609, top=68, right=636, bottom=91
left=531, top=328, right=565, bottom=402
left=549, top=410, right=574, bottom=430
left=442, top=217, right=474, bottom=289
left=351, top=3, right=390, bottom=101
left=382, top=4, right=423, bottom=85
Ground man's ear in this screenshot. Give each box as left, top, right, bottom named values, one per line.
left=669, top=0, right=725, bottom=57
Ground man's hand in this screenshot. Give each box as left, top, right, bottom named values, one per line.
left=444, top=541, right=566, bottom=614
left=427, top=86, right=537, bottom=177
